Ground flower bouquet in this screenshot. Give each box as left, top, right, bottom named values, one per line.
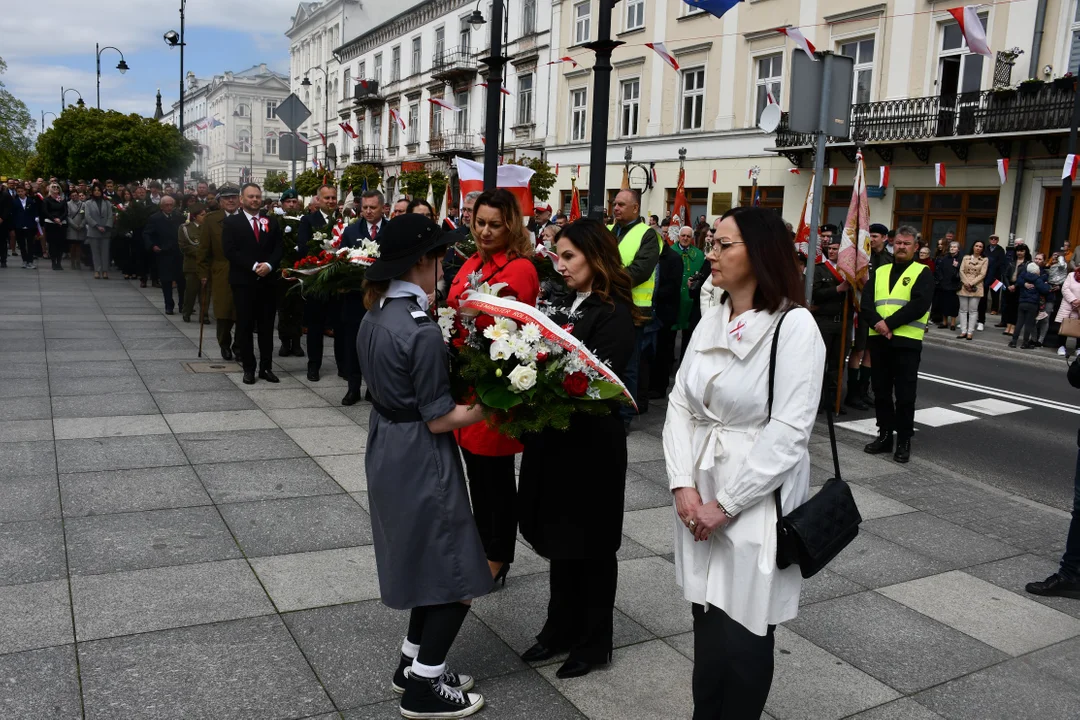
left=284, top=227, right=379, bottom=299
left=444, top=288, right=636, bottom=438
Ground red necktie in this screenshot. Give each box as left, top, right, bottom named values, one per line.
left=252, top=217, right=260, bottom=241
left=370, top=223, right=378, bottom=239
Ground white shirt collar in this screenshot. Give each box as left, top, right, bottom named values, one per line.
left=244, top=210, right=259, bottom=224
left=381, top=279, right=429, bottom=311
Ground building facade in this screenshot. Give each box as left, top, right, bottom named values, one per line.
left=545, top=0, right=1080, bottom=256
left=161, top=65, right=293, bottom=188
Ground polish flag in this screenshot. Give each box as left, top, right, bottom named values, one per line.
left=554, top=163, right=559, bottom=175
left=947, top=6, right=991, bottom=57
left=338, top=122, right=358, bottom=139
left=935, top=162, right=947, bottom=187
left=652, top=166, right=658, bottom=183
left=547, top=56, right=579, bottom=69
left=294, top=132, right=309, bottom=145
left=777, top=26, right=817, bottom=60
left=389, top=107, right=406, bottom=130
left=1064, top=154, right=1080, bottom=180
left=879, top=166, right=890, bottom=189
left=645, top=42, right=680, bottom=71
left=477, top=82, right=512, bottom=96
left=827, top=167, right=838, bottom=186
left=788, top=168, right=801, bottom=175
left=456, top=157, right=536, bottom=216
left=747, top=168, right=753, bottom=180
left=712, top=169, right=717, bottom=184
left=997, top=158, right=1008, bottom=185
left=990, top=279, right=1005, bottom=292
left=316, top=130, right=327, bottom=146
left=429, top=98, right=462, bottom=112
left=359, top=78, right=370, bottom=90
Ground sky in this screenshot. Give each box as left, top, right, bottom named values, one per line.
left=1, top=0, right=300, bottom=137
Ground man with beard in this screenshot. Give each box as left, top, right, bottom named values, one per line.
left=297, top=184, right=343, bottom=381
left=197, top=183, right=242, bottom=360
left=276, top=188, right=306, bottom=357
left=336, top=190, right=386, bottom=404
left=143, top=195, right=186, bottom=315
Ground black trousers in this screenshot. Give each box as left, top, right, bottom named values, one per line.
left=869, top=339, right=921, bottom=440
left=1013, top=302, right=1039, bottom=344
left=45, top=226, right=66, bottom=268
left=304, top=298, right=344, bottom=371
left=232, top=281, right=276, bottom=373
left=276, top=279, right=303, bottom=346
left=818, top=326, right=844, bottom=409
left=14, top=228, right=33, bottom=261
left=461, top=448, right=517, bottom=564
left=537, top=556, right=617, bottom=664
left=162, top=276, right=186, bottom=313
left=691, top=603, right=775, bottom=720
left=339, top=292, right=366, bottom=393
left=649, top=326, right=677, bottom=395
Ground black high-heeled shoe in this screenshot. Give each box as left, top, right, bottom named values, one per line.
left=521, top=642, right=558, bottom=663
left=493, top=563, right=511, bottom=588
left=555, top=651, right=612, bottom=680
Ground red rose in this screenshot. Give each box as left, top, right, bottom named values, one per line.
left=451, top=337, right=466, bottom=349
left=535, top=350, right=549, bottom=363
left=474, top=315, right=495, bottom=332
left=562, top=372, right=589, bottom=397
left=562, top=323, right=575, bottom=333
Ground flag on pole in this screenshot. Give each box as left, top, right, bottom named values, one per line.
left=752, top=186, right=761, bottom=207
left=777, top=26, right=817, bottom=60
left=747, top=168, right=753, bottom=180
left=209, top=118, right=224, bottom=129
left=947, top=6, right=991, bottom=57
left=316, top=130, right=327, bottom=146
left=879, top=166, right=890, bottom=189
left=990, top=279, right=1005, bottom=292
left=712, top=169, right=717, bottom=184
left=838, top=152, right=872, bottom=305
left=671, top=168, right=689, bottom=227
left=1063, top=154, right=1079, bottom=180
left=645, top=42, right=680, bottom=71
left=568, top=179, right=582, bottom=222
left=554, top=163, right=559, bottom=175
left=681, top=0, right=743, bottom=20
left=935, top=162, right=947, bottom=187
left=429, top=98, right=462, bottom=112
left=338, top=122, right=358, bottom=139
left=793, top=180, right=816, bottom=262
left=294, top=132, right=309, bottom=145
left=546, top=57, right=579, bottom=69
left=455, top=157, right=537, bottom=216
left=827, top=167, right=838, bottom=186
left=997, top=158, right=1008, bottom=185
left=652, top=166, right=658, bottom=183
left=621, top=165, right=630, bottom=190
left=389, top=107, right=406, bottom=130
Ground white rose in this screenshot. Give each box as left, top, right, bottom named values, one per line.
left=507, top=363, right=538, bottom=392
left=489, top=339, right=513, bottom=361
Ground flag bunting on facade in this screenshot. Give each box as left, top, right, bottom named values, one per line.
left=712, top=169, right=717, bottom=184
left=1063, top=154, right=1079, bottom=180
left=338, top=122, right=358, bottom=139
left=429, top=98, right=462, bottom=112
left=997, top=158, right=1008, bottom=185
left=879, top=166, right=890, bottom=189
left=294, top=132, right=309, bottom=145
left=838, top=151, right=872, bottom=306
left=209, top=117, right=224, bottom=129
left=947, top=6, right=992, bottom=57
left=316, top=130, right=327, bottom=146
left=547, top=56, right=579, bottom=69
left=554, top=163, right=559, bottom=175
left=777, top=26, right=817, bottom=60
left=827, top=167, right=838, bottom=186
left=389, top=107, right=406, bottom=130
left=935, top=162, right=947, bottom=187
left=646, top=42, right=680, bottom=71
left=477, top=82, right=512, bottom=95
left=681, top=0, right=744, bottom=20
left=788, top=168, right=801, bottom=174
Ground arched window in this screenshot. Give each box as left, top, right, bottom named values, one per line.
left=235, top=103, right=249, bottom=118
left=265, top=132, right=278, bottom=155
left=237, top=129, right=251, bottom=153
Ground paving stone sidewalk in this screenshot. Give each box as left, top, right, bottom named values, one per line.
left=2, top=268, right=1079, bottom=720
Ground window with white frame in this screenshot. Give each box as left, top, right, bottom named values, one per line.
left=625, top=0, right=645, bottom=31
left=412, top=37, right=422, bottom=75
left=840, top=37, right=875, bottom=104
left=1070, top=1, right=1080, bottom=74
left=620, top=78, right=640, bottom=137
left=407, top=103, right=419, bottom=144
left=264, top=132, right=278, bottom=155
left=235, top=103, right=249, bottom=118
left=391, top=46, right=401, bottom=81
left=343, top=69, right=350, bottom=99
left=237, top=129, right=251, bottom=153
left=388, top=107, right=400, bottom=147
left=358, top=61, right=365, bottom=81
left=373, top=54, right=383, bottom=83
left=517, top=73, right=534, bottom=125
left=455, top=91, right=469, bottom=133
left=680, top=68, right=705, bottom=131
left=571, top=88, right=588, bottom=141
left=371, top=111, right=382, bottom=144
left=430, top=101, right=443, bottom=136
left=460, top=24, right=471, bottom=52
left=522, top=0, right=535, bottom=34
left=265, top=100, right=278, bottom=120
left=574, top=1, right=591, bottom=44
left=683, top=0, right=704, bottom=15
left=754, top=54, right=783, bottom=120
left=435, top=27, right=445, bottom=60
left=938, top=12, right=987, bottom=98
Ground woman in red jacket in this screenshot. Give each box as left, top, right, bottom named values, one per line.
left=446, top=188, right=540, bottom=584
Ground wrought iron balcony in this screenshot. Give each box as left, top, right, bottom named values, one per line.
left=428, top=132, right=478, bottom=156
left=775, top=82, right=1075, bottom=150
left=352, top=145, right=385, bottom=164
left=430, top=47, right=478, bottom=82
left=354, top=80, right=383, bottom=108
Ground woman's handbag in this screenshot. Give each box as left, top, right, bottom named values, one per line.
left=1059, top=317, right=1080, bottom=338
left=767, top=310, right=862, bottom=578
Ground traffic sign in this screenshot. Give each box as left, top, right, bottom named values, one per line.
left=274, top=93, right=311, bottom=132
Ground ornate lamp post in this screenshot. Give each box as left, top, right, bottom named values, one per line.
left=61, top=88, right=85, bottom=114
left=469, top=0, right=507, bottom=188
left=95, top=44, right=129, bottom=109
left=301, top=66, right=330, bottom=168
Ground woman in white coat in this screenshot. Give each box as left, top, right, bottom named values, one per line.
left=663, top=206, right=824, bottom=720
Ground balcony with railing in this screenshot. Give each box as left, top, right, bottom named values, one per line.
left=430, top=47, right=478, bottom=82
left=353, top=145, right=385, bottom=164
left=354, top=80, right=384, bottom=108
left=774, top=81, right=1075, bottom=158
left=428, top=131, right=479, bottom=157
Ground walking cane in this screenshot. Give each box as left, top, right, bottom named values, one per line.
left=198, top=279, right=211, bottom=358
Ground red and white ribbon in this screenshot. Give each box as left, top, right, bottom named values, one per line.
left=935, top=162, right=947, bottom=187
left=777, top=26, right=817, bottom=60
left=997, top=158, right=1008, bottom=185
left=645, top=42, right=680, bottom=71
left=879, top=166, right=890, bottom=189
left=1063, top=155, right=1079, bottom=181
left=458, top=292, right=637, bottom=409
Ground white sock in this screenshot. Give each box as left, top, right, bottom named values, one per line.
left=401, top=639, right=420, bottom=659
left=411, top=659, right=446, bottom=680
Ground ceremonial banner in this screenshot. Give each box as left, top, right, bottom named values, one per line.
left=671, top=167, right=689, bottom=226
left=838, top=152, right=872, bottom=306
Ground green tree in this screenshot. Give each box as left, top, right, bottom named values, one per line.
left=35, top=106, right=194, bottom=182
left=339, top=163, right=382, bottom=194
left=263, top=170, right=289, bottom=194
left=430, top=171, right=449, bottom=214
left=0, top=57, right=34, bottom=177
left=293, top=168, right=324, bottom=197
left=509, top=156, right=556, bottom=202
left=400, top=169, right=430, bottom=200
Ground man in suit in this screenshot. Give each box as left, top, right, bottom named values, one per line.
left=223, top=182, right=282, bottom=385
left=197, top=183, right=242, bottom=359
left=0, top=177, right=12, bottom=267
left=336, top=189, right=385, bottom=405
left=143, top=195, right=186, bottom=314
left=297, top=184, right=342, bottom=382
left=527, top=202, right=553, bottom=238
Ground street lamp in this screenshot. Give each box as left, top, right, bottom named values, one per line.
left=234, top=107, right=253, bottom=184
left=61, top=87, right=85, bottom=114
left=41, top=111, right=57, bottom=132
left=471, top=0, right=508, bottom=189
left=95, top=43, right=129, bottom=109
left=165, top=1, right=187, bottom=189
left=301, top=66, right=329, bottom=169
left=584, top=0, right=623, bottom=219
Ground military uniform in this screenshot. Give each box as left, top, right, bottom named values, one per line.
left=178, top=220, right=203, bottom=321
left=196, top=187, right=240, bottom=359
left=277, top=204, right=305, bottom=356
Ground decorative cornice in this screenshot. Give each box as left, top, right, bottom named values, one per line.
left=564, top=67, right=592, bottom=80
left=337, top=0, right=472, bottom=61
left=614, top=56, right=646, bottom=69
left=674, top=41, right=712, bottom=56
left=823, top=3, right=886, bottom=25
left=743, top=28, right=783, bottom=42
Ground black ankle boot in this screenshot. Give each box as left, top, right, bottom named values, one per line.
left=893, top=437, right=911, bottom=463
left=844, top=368, right=869, bottom=410
left=864, top=431, right=893, bottom=455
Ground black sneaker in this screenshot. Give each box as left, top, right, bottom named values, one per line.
left=392, top=655, right=474, bottom=695
left=1026, top=573, right=1080, bottom=599
left=399, top=675, right=483, bottom=719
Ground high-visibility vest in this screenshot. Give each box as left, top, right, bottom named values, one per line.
left=609, top=222, right=662, bottom=307
left=869, top=262, right=929, bottom=341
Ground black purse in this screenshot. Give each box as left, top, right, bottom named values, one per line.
left=767, top=310, right=862, bottom=578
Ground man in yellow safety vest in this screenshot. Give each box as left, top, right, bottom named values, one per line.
left=609, top=189, right=662, bottom=432
left=858, top=226, right=933, bottom=463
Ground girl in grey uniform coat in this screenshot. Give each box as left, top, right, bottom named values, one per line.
left=357, top=213, right=491, bottom=720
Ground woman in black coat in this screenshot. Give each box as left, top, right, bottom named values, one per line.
left=517, top=219, right=638, bottom=680
left=1001, top=242, right=1031, bottom=336
left=42, top=183, right=69, bottom=270
left=933, top=240, right=962, bottom=330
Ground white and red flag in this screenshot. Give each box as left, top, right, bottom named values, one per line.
left=827, top=167, right=838, bottom=186
left=338, top=122, right=358, bottom=139
left=1064, top=154, right=1079, bottom=180
left=935, top=162, right=947, bottom=187
left=793, top=180, right=816, bottom=262
left=788, top=168, right=801, bottom=175
left=554, top=163, right=559, bottom=175
left=456, top=157, right=536, bottom=216
left=777, top=26, right=817, bottom=60
left=316, top=130, right=327, bottom=146
left=547, top=56, right=579, bottom=69
left=947, top=6, right=991, bottom=57
left=645, top=42, right=680, bottom=71
left=477, top=82, right=512, bottom=96
left=879, top=166, right=890, bottom=189
left=997, top=158, right=1008, bottom=185
left=991, top=279, right=1005, bottom=292
left=389, top=107, right=406, bottom=130
left=712, top=169, right=717, bottom=184
left=838, top=152, right=872, bottom=304
left=429, top=97, right=462, bottom=112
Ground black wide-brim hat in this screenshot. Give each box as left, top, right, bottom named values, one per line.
left=365, top=213, right=451, bottom=282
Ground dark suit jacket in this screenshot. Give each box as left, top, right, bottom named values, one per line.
left=144, top=210, right=186, bottom=281
left=297, top=210, right=333, bottom=256
left=0, top=187, right=12, bottom=227
left=338, top=217, right=385, bottom=249
left=10, top=196, right=38, bottom=230
left=222, top=212, right=283, bottom=287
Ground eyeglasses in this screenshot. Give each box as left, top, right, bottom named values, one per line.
left=706, top=238, right=745, bottom=254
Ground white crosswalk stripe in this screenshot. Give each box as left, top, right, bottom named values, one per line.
left=836, top=399, right=1031, bottom=436
left=952, top=399, right=1030, bottom=416
left=913, top=407, right=979, bottom=427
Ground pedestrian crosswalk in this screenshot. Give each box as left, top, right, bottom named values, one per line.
left=835, top=398, right=1032, bottom=436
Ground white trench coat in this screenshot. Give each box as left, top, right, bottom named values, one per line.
left=663, top=302, right=824, bottom=636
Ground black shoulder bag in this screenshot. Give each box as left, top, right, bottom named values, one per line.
left=768, top=310, right=862, bottom=578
